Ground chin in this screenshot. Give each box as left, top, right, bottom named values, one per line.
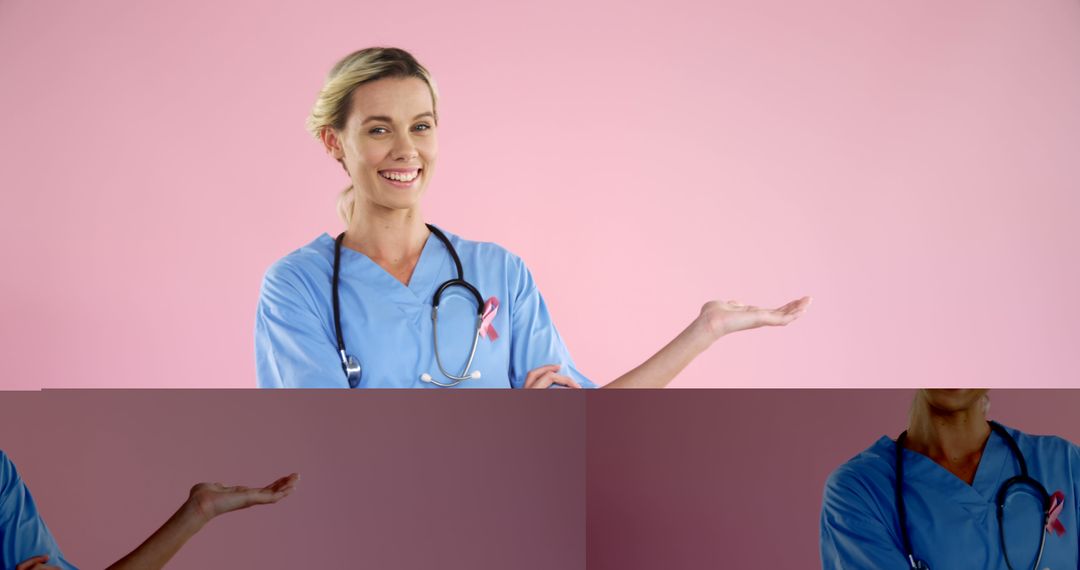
left=382, top=192, right=423, bottom=211
left=922, top=389, right=989, bottom=414
left=365, top=188, right=425, bottom=212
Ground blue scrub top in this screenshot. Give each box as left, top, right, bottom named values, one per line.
left=821, top=424, right=1080, bottom=569
left=255, top=228, right=596, bottom=389
left=0, top=451, right=78, bottom=570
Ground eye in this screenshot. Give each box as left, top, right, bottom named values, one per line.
left=413, top=123, right=432, bottom=132
left=368, top=126, right=389, bottom=135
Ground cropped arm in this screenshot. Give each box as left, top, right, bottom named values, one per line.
left=507, top=262, right=594, bottom=389
left=0, top=452, right=78, bottom=570
left=820, top=469, right=910, bottom=569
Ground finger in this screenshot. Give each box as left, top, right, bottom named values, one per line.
left=17, top=556, right=49, bottom=570
left=273, top=484, right=297, bottom=499
left=21, top=559, right=60, bottom=570
left=775, top=296, right=811, bottom=314
left=781, top=295, right=807, bottom=308
left=762, top=307, right=804, bottom=326
left=262, top=474, right=301, bottom=500
left=548, top=374, right=582, bottom=389
left=531, top=370, right=579, bottom=389
left=523, top=367, right=547, bottom=388
left=784, top=297, right=812, bottom=318
left=267, top=484, right=297, bottom=502
left=752, top=297, right=810, bottom=327
left=524, top=364, right=562, bottom=388
left=266, top=473, right=300, bottom=493
left=530, top=370, right=559, bottom=389
left=247, top=487, right=281, bottom=505
left=268, top=477, right=299, bottom=498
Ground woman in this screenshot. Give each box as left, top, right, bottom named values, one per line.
left=256, top=47, right=810, bottom=389
left=820, top=390, right=1080, bottom=569
left=1, top=450, right=297, bottom=570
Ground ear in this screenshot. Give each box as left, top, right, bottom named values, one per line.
left=320, top=127, right=345, bottom=161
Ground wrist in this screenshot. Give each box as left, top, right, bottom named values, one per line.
left=692, top=308, right=726, bottom=343
left=688, top=313, right=723, bottom=348
left=180, top=495, right=213, bottom=529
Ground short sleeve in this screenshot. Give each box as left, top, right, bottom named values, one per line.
left=255, top=262, right=349, bottom=388
left=820, top=467, right=910, bottom=570
left=0, top=452, right=79, bottom=570
left=506, top=260, right=596, bottom=389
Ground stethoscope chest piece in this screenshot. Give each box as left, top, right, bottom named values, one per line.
left=341, top=351, right=362, bottom=389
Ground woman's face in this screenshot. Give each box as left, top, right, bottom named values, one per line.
left=324, top=76, right=438, bottom=215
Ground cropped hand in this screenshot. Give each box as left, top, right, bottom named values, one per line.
left=17, top=555, right=60, bottom=570
left=188, top=473, right=299, bottom=523
left=698, top=296, right=811, bottom=340
left=523, top=364, right=582, bottom=389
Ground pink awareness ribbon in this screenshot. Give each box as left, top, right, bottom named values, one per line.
left=479, top=296, right=499, bottom=341
left=1047, top=490, right=1066, bottom=537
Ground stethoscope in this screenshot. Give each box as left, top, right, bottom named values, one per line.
left=895, top=421, right=1051, bottom=570
left=332, top=224, right=486, bottom=388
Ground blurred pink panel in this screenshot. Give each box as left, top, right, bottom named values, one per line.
left=1, top=0, right=1078, bottom=387
left=0, top=390, right=586, bottom=569
left=4, top=389, right=1072, bottom=567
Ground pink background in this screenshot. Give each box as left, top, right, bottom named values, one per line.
left=586, top=389, right=1080, bottom=568
left=0, top=391, right=586, bottom=569
left=1, top=1, right=1079, bottom=388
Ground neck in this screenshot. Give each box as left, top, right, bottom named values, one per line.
left=904, top=392, right=991, bottom=484
left=343, top=202, right=429, bottom=264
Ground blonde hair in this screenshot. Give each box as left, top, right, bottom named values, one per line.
left=307, top=47, right=439, bottom=225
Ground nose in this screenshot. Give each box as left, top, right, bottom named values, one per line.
left=390, top=132, right=418, bottom=161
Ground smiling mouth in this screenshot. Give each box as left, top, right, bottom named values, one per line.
left=378, top=169, right=422, bottom=185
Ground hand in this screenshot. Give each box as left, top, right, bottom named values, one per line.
left=523, top=364, right=582, bottom=389
left=17, top=555, right=60, bottom=570
left=188, top=473, right=299, bottom=523
left=697, top=296, right=811, bottom=340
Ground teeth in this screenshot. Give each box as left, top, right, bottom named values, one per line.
left=380, top=170, right=419, bottom=182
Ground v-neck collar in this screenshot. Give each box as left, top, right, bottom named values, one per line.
left=885, top=427, right=1012, bottom=507
left=320, top=231, right=450, bottom=305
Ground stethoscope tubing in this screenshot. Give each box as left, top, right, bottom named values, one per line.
left=332, top=224, right=485, bottom=388
left=894, top=420, right=1051, bottom=570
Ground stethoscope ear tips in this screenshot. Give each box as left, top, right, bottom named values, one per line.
left=420, top=373, right=433, bottom=383
left=470, top=370, right=481, bottom=379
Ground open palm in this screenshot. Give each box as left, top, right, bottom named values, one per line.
left=700, top=296, right=811, bottom=339
left=189, top=473, right=299, bottom=521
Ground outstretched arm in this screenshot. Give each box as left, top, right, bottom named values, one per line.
left=601, top=296, right=810, bottom=389
left=103, top=474, right=298, bottom=570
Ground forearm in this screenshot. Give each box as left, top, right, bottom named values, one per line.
left=105, top=499, right=208, bottom=570
left=601, top=318, right=716, bottom=389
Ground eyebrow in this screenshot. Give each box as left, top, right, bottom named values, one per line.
left=361, top=112, right=435, bottom=125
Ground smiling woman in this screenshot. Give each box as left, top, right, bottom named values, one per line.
left=254, top=46, right=811, bottom=389
left=305, top=48, right=441, bottom=226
